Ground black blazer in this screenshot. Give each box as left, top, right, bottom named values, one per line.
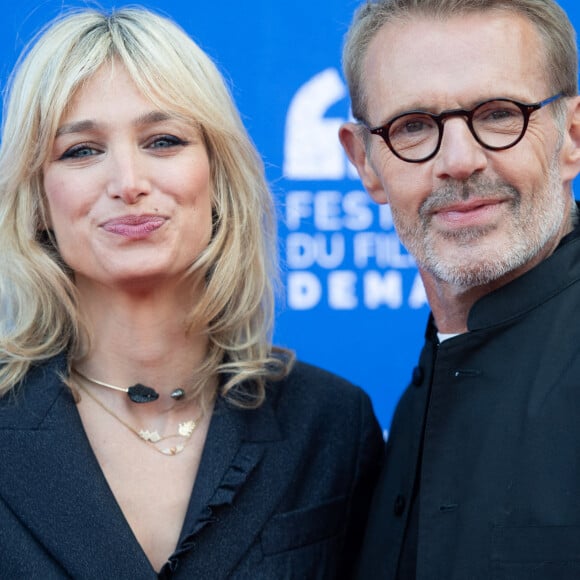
left=0, top=355, right=382, bottom=578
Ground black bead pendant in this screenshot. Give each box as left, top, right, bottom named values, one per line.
left=127, top=383, right=159, bottom=403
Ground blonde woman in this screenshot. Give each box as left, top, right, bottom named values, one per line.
left=0, top=7, right=382, bottom=578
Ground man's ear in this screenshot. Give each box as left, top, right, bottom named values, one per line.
left=560, top=96, right=580, bottom=183
left=339, top=122, right=389, bottom=204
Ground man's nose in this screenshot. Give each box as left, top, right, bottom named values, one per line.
left=433, top=118, right=488, bottom=181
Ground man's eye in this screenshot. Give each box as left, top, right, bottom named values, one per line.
left=391, top=115, right=435, bottom=138
left=403, top=119, right=429, bottom=134
left=487, top=109, right=516, bottom=120
left=476, top=102, right=522, bottom=124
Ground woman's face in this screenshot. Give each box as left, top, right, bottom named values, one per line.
left=43, top=62, right=213, bottom=292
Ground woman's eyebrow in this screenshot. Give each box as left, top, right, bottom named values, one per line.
left=55, top=111, right=176, bottom=138
left=134, top=111, right=174, bottom=127
left=55, top=119, right=96, bottom=137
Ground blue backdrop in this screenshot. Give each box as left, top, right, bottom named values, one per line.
left=2, top=0, right=579, bottom=431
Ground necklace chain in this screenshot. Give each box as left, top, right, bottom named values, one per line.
left=75, top=377, right=202, bottom=456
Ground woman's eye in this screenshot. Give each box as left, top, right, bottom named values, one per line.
left=148, top=135, right=188, bottom=149
left=59, top=144, right=100, bottom=160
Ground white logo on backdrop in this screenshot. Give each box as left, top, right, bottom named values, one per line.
left=282, top=68, right=427, bottom=311
left=283, top=68, right=353, bottom=180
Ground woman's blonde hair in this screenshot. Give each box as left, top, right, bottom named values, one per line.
left=0, top=7, right=292, bottom=406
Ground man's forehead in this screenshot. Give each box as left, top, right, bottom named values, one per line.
left=366, top=10, right=544, bottom=69
left=363, top=11, right=549, bottom=119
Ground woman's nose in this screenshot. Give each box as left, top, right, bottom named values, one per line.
left=105, top=149, right=151, bottom=203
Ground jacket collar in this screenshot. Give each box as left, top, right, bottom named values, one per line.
left=467, top=218, right=580, bottom=332
left=165, top=385, right=284, bottom=576
left=0, top=354, right=156, bottom=578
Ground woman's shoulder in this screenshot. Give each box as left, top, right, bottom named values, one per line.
left=0, top=353, right=71, bottom=428
left=283, top=359, right=359, bottom=390
left=263, top=358, right=382, bottom=458
left=268, top=358, right=373, bottom=415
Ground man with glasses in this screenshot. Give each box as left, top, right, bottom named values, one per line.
left=339, top=0, right=580, bottom=578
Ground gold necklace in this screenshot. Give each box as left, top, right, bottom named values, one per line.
left=75, top=379, right=202, bottom=456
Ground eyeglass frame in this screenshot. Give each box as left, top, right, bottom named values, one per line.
left=360, top=93, right=564, bottom=163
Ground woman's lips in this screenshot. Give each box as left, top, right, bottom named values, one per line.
left=101, top=215, right=166, bottom=238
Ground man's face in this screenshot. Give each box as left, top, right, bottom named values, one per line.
left=341, top=11, right=575, bottom=290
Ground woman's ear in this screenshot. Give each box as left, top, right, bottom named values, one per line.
left=560, top=96, right=580, bottom=183
left=339, top=122, right=389, bottom=204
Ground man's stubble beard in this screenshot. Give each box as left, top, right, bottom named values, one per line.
left=392, top=155, right=568, bottom=288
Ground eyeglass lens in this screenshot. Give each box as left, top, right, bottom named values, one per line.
left=387, top=100, right=526, bottom=161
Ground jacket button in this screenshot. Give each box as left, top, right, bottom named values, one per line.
left=393, top=494, right=406, bottom=516
left=411, top=366, right=424, bottom=387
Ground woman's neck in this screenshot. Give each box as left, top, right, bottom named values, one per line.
left=74, top=280, right=209, bottom=401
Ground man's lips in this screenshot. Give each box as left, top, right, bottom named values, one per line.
left=430, top=199, right=506, bottom=226
left=101, top=215, right=167, bottom=237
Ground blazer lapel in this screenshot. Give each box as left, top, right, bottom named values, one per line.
left=172, top=391, right=288, bottom=578
left=0, top=357, right=294, bottom=578
left=0, top=356, right=156, bottom=579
